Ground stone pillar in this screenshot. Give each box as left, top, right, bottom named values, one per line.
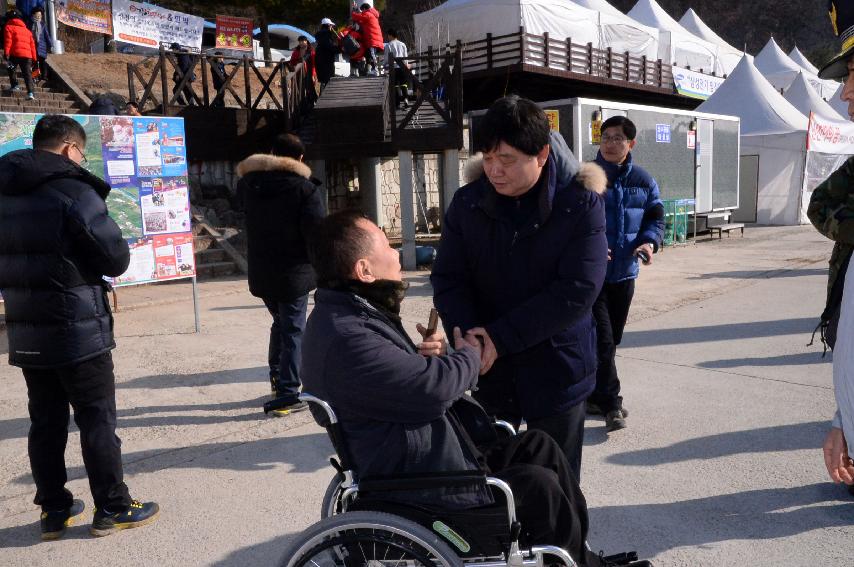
left=309, top=160, right=328, bottom=212
left=399, top=151, right=416, bottom=271
left=358, top=157, right=384, bottom=228
left=441, top=149, right=461, bottom=213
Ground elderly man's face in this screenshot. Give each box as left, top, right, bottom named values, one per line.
left=355, top=218, right=402, bottom=282
left=842, top=55, right=854, bottom=121
left=482, top=141, right=549, bottom=198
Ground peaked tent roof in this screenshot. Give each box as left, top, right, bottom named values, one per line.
left=754, top=37, right=810, bottom=91
left=569, top=0, right=659, bottom=60
left=628, top=0, right=722, bottom=74
left=678, top=8, right=742, bottom=74
left=789, top=46, right=820, bottom=74
left=697, top=55, right=808, bottom=136
left=784, top=71, right=846, bottom=121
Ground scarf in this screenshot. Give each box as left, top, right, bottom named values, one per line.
left=329, top=279, right=409, bottom=324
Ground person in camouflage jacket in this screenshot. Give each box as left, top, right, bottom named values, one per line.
left=807, top=156, right=854, bottom=301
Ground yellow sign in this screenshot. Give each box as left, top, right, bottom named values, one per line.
left=544, top=110, right=560, bottom=132
left=591, top=120, right=602, bottom=144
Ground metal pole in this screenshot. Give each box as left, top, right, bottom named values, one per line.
left=191, top=276, right=201, bottom=333
left=399, top=151, right=416, bottom=271
left=47, top=0, right=65, bottom=54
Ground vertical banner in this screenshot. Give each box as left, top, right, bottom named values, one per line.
left=112, top=0, right=205, bottom=51
left=56, top=0, right=113, bottom=34
left=543, top=109, right=560, bottom=132
left=0, top=111, right=196, bottom=288
left=215, top=15, right=253, bottom=51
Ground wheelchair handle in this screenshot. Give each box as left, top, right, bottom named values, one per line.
left=299, top=393, right=339, bottom=424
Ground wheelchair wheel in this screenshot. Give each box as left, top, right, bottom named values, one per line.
left=320, top=472, right=344, bottom=519
left=282, top=511, right=463, bottom=567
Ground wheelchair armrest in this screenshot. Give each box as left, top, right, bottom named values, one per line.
left=358, top=470, right=488, bottom=493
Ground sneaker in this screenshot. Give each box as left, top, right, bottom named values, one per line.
left=90, top=500, right=159, bottom=537
left=271, top=400, right=308, bottom=416
left=10, top=85, right=21, bottom=92
left=41, top=499, right=85, bottom=541
left=605, top=409, right=627, bottom=432
left=587, top=402, right=628, bottom=417
left=26, top=92, right=34, bottom=100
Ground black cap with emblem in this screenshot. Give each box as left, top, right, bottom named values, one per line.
left=819, top=1, right=854, bottom=79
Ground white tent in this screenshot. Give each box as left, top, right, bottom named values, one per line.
left=678, top=8, right=742, bottom=75
left=413, top=0, right=599, bottom=56
left=571, top=0, right=659, bottom=60
left=829, top=83, right=850, bottom=118
left=789, top=47, right=819, bottom=74
left=784, top=71, right=846, bottom=122
left=754, top=37, right=835, bottom=98
left=628, top=0, right=722, bottom=74
left=697, top=56, right=808, bottom=225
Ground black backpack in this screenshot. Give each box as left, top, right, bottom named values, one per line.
left=342, top=33, right=360, bottom=56
left=811, top=248, right=854, bottom=355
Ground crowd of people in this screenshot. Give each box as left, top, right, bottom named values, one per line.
left=2, top=1, right=854, bottom=565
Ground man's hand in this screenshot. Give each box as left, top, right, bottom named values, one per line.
left=465, top=327, right=498, bottom=375
left=416, top=323, right=446, bottom=357
left=634, top=242, right=654, bottom=265
left=453, top=327, right=482, bottom=357
left=823, top=427, right=854, bottom=484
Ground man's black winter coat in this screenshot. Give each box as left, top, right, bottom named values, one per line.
left=236, top=154, right=326, bottom=302
left=0, top=149, right=130, bottom=368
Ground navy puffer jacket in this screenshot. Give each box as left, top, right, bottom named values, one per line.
left=432, top=150, right=608, bottom=421
left=595, top=151, right=664, bottom=283
left=0, top=149, right=130, bottom=368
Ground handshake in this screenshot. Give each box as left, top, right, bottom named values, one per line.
left=416, top=312, right=498, bottom=376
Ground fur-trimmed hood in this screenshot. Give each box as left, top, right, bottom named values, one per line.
left=237, top=154, right=312, bottom=179
left=463, top=155, right=607, bottom=195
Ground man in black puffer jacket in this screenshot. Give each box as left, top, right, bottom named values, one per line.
left=237, top=133, right=325, bottom=415
left=0, top=115, right=158, bottom=539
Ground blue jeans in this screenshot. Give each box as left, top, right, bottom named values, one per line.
left=263, top=295, right=308, bottom=401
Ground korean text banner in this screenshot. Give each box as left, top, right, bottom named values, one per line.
left=672, top=66, right=726, bottom=100
left=112, top=0, right=205, bottom=51
left=0, top=112, right=196, bottom=288
left=56, top=0, right=112, bottom=34
left=807, top=112, right=854, bottom=155
left=216, top=15, right=253, bottom=51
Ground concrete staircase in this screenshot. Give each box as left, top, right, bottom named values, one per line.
left=192, top=218, right=244, bottom=279
left=0, top=73, right=83, bottom=114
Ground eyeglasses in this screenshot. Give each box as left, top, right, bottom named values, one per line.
left=600, top=135, right=628, bottom=145
left=64, top=140, right=88, bottom=165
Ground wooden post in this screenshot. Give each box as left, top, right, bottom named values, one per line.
left=281, top=62, right=291, bottom=131
left=127, top=64, right=136, bottom=104
left=441, top=149, right=460, bottom=214
left=243, top=56, right=252, bottom=111
left=359, top=158, right=384, bottom=229
left=159, top=45, right=169, bottom=115
left=587, top=42, right=593, bottom=74
left=543, top=32, right=550, bottom=67
left=641, top=55, right=647, bottom=84
left=656, top=59, right=663, bottom=87
left=399, top=151, right=416, bottom=271
left=625, top=51, right=630, bottom=81
left=486, top=33, right=493, bottom=69
left=200, top=55, right=210, bottom=107
left=520, top=26, right=525, bottom=62
left=606, top=47, right=613, bottom=78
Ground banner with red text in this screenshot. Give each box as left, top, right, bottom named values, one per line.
left=807, top=111, right=854, bottom=155
left=56, top=0, right=113, bottom=34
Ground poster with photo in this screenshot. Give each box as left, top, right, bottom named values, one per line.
left=0, top=111, right=195, bottom=292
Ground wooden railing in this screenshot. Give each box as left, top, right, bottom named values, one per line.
left=127, top=46, right=308, bottom=128
left=418, top=28, right=675, bottom=91
left=390, top=47, right=463, bottom=142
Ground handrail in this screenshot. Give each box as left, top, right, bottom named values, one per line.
left=126, top=46, right=309, bottom=125
left=414, top=29, right=678, bottom=91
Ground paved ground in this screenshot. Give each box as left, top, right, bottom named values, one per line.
left=0, top=226, right=852, bottom=566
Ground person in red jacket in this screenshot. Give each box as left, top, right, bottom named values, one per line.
left=339, top=22, right=367, bottom=77
left=4, top=9, right=37, bottom=99
left=350, top=1, right=383, bottom=76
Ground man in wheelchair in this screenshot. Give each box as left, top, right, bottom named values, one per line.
left=297, top=210, right=649, bottom=567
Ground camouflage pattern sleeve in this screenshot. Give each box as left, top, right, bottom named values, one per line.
left=808, top=156, right=854, bottom=244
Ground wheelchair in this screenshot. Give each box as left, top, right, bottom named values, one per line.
left=282, top=394, right=649, bottom=567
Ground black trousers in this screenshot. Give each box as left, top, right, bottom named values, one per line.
left=486, top=430, right=599, bottom=565
left=22, top=352, right=131, bottom=511
left=263, top=295, right=309, bottom=401
left=589, top=279, right=635, bottom=414
left=7, top=56, right=34, bottom=93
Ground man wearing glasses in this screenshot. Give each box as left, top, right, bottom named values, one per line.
left=587, top=116, right=664, bottom=433
left=0, top=115, right=159, bottom=539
